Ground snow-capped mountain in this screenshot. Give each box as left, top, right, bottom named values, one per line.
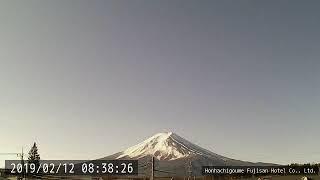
left=116, top=132, right=227, bottom=161
left=101, top=132, right=275, bottom=176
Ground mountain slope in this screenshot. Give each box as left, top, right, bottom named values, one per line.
left=116, top=132, right=227, bottom=161
left=101, top=132, right=275, bottom=176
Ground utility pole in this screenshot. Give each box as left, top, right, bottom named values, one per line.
left=187, top=160, right=192, bottom=180
left=0, top=147, right=25, bottom=164
left=21, top=147, right=25, bottom=179
left=0, top=147, right=25, bottom=179
left=151, top=156, right=154, bottom=180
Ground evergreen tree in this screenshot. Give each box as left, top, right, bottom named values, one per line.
left=28, top=142, right=40, bottom=167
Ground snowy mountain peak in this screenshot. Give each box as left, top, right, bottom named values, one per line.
left=145, top=131, right=174, bottom=141
left=116, top=132, right=224, bottom=161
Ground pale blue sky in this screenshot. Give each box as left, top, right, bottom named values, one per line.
left=0, top=0, right=319, bottom=167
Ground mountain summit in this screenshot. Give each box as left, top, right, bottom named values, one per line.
left=116, top=132, right=225, bottom=161
left=102, top=132, right=275, bottom=176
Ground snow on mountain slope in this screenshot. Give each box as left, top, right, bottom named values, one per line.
left=116, top=132, right=228, bottom=161
left=100, top=132, right=276, bottom=176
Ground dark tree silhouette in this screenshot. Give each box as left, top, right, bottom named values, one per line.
left=28, top=142, right=40, bottom=168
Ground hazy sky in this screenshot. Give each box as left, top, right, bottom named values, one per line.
left=1, top=0, right=319, bottom=166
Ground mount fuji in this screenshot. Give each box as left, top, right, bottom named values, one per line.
left=100, top=132, right=274, bottom=176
